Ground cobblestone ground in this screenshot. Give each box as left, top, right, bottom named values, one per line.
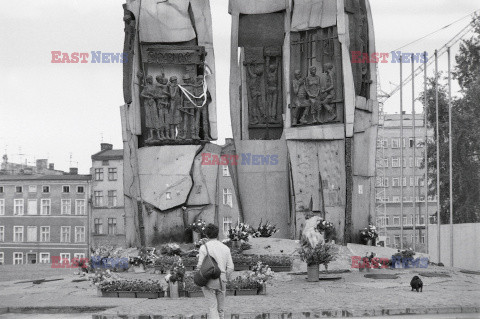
left=0, top=263, right=478, bottom=317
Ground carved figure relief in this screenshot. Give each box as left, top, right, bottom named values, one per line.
left=290, top=26, right=344, bottom=126
left=138, top=45, right=211, bottom=145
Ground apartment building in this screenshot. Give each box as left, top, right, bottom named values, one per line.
left=90, top=143, right=126, bottom=247
left=0, top=170, right=91, bottom=264
left=375, top=113, right=437, bottom=253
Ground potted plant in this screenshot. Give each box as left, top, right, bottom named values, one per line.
left=249, top=261, right=273, bottom=295
left=298, top=241, right=337, bottom=282
left=233, top=276, right=259, bottom=295
left=227, top=223, right=253, bottom=248
left=183, top=275, right=203, bottom=298
left=165, top=257, right=185, bottom=298
left=252, top=220, right=278, bottom=238
left=135, top=279, right=164, bottom=299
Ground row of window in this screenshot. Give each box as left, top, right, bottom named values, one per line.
left=377, top=157, right=423, bottom=168
left=377, top=138, right=426, bottom=149
left=0, top=252, right=86, bottom=265
left=376, top=215, right=426, bottom=226
left=384, top=234, right=426, bottom=246
left=93, top=191, right=117, bottom=207
left=0, top=199, right=86, bottom=215
left=376, top=176, right=425, bottom=188
left=0, top=185, right=84, bottom=194
left=93, top=218, right=118, bottom=235
left=94, top=168, right=118, bottom=181
left=376, top=195, right=436, bottom=203
left=0, top=225, right=85, bottom=243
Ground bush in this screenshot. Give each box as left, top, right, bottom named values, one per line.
left=100, top=279, right=164, bottom=293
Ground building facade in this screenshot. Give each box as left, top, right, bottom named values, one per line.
left=0, top=172, right=91, bottom=265
left=90, top=144, right=126, bottom=248
left=375, top=113, right=437, bottom=253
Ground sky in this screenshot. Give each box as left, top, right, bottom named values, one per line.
left=0, top=0, right=478, bottom=174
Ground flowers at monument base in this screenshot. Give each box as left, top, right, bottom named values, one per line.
left=99, top=279, right=164, bottom=293
left=298, top=239, right=338, bottom=267
left=227, top=223, right=254, bottom=241
left=252, top=220, right=278, bottom=238
left=159, top=243, right=182, bottom=256
left=189, top=219, right=207, bottom=235
left=164, top=256, right=185, bottom=283
left=359, top=224, right=379, bottom=244
left=249, top=261, right=274, bottom=284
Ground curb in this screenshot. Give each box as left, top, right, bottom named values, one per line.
left=0, top=306, right=114, bottom=315
left=91, top=306, right=480, bottom=319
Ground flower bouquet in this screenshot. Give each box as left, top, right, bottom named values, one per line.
left=159, top=243, right=182, bottom=256
left=252, top=220, right=278, bottom=238
left=360, top=224, right=378, bottom=246
left=298, top=240, right=337, bottom=282
left=227, top=223, right=253, bottom=243
left=316, top=220, right=336, bottom=243
left=249, top=261, right=273, bottom=295
left=188, top=219, right=207, bottom=241
left=164, top=257, right=186, bottom=298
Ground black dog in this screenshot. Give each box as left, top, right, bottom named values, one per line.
left=410, top=275, right=423, bottom=292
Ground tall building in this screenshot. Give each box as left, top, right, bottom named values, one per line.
left=90, top=144, right=126, bottom=247
left=0, top=167, right=91, bottom=265
left=375, top=113, right=437, bottom=253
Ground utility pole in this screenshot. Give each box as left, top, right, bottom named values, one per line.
left=435, top=50, right=441, bottom=264
left=412, top=54, right=417, bottom=252
left=447, top=47, right=454, bottom=267
left=400, top=59, right=404, bottom=250
left=424, top=51, right=429, bottom=254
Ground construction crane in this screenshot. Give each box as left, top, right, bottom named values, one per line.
left=383, top=23, right=474, bottom=101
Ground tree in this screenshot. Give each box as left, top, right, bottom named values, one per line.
left=419, top=15, right=480, bottom=224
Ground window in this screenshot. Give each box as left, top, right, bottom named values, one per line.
left=75, top=226, right=85, bottom=243
left=108, top=168, right=118, bottom=181
left=102, top=160, right=109, bottom=166
left=403, top=216, right=407, bottom=225
left=386, top=237, right=390, bottom=245
left=94, top=168, right=104, bottom=181
left=28, top=185, right=37, bottom=193
left=94, top=191, right=103, bottom=207
left=40, top=199, right=51, bottom=215
left=377, top=139, right=388, bottom=148
left=420, top=235, right=425, bottom=244
left=392, top=196, right=400, bottom=202
left=410, top=177, right=415, bottom=187
left=13, top=252, right=23, bottom=265
left=428, top=195, right=436, bottom=202
left=0, top=226, right=4, bottom=242
left=403, top=158, right=407, bottom=168
left=26, top=226, right=37, bottom=242
left=27, top=199, right=37, bottom=215
left=0, top=252, right=3, bottom=265
left=385, top=217, right=390, bottom=225
left=0, top=199, right=4, bottom=215
left=74, top=253, right=86, bottom=259
left=60, top=253, right=70, bottom=264
left=14, top=226, right=24, bottom=242
left=381, top=158, right=389, bottom=168
left=415, top=176, right=424, bottom=186
left=402, top=177, right=407, bottom=187
left=223, top=217, right=233, bottom=235
left=403, top=138, right=407, bottom=148
left=42, top=185, right=50, bottom=193
left=108, top=190, right=117, bottom=207
left=419, top=216, right=425, bottom=225
left=39, top=253, right=50, bottom=264
left=61, top=199, right=71, bottom=215
left=416, top=157, right=423, bottom=168
left=166, top=192, right=172, bottom=200
left=75, top=200, right=86, bottom=215
left=15, top=186, right=23, bottom=193
left=393, top=217, right=400, bottom=225
left=394, top=235, right=400, bottom=245
left=108, top=218, right=117, bottom=235
left=391, top=138, right=400, bottom=148
left=416, top=139, right=424, bottom=148
left=409, top=138, right=415, bottom=148
left=223, top=188, right=233, bottom=208
left=222, top=165, right=230, bottom=177
left=376, top=177, right=388, bottom=187
left=60, top=226, right=71, bottom=243
left=62, top=185, right=70, bottom=193
left=14, top=199, right=24, bottom=215
left=94, top=218, right=103, bottom=234
left=0, top=186, right=3, bottom=193
left=40, top=226, right=50, bottom=242
left=392, top=178, right=400, bottom=187
left=391, top=158, right=400, bottom=168
left=77, top=186, right=84, bottom=193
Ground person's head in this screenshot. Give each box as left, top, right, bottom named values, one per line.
left=170, top=76, right=177, bottom=84
left=324, top=63, right=333, bottom=72
left=203, top=223, right=219, bottom=239
left=309, top=66, right=317, bottom=75
left=146, top=75, right=153, bottom=84
left=294, top=70, right=301, bottom=79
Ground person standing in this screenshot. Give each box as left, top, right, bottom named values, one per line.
left=196, top=224, right=234, bottom=319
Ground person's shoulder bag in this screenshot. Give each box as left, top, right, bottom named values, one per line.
left=193, top=242, right=221, bottom=287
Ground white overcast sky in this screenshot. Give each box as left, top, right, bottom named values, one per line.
left=0, top=0, right=478, bottom=173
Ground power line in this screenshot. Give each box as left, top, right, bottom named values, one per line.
left=392, top=9, right=479, bottom=52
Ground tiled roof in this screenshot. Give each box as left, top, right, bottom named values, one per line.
left=91, top=149, right=124, bottom=161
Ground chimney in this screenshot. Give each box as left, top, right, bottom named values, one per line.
left=69, top=167, right=78, bottom=175
left=49, top=163, right=55, bottom=170
left=101, top=143, right=113, bottom=151
left=225, top=138, right=234, bottom=145
left=36, top=159, right=48, bottom=172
